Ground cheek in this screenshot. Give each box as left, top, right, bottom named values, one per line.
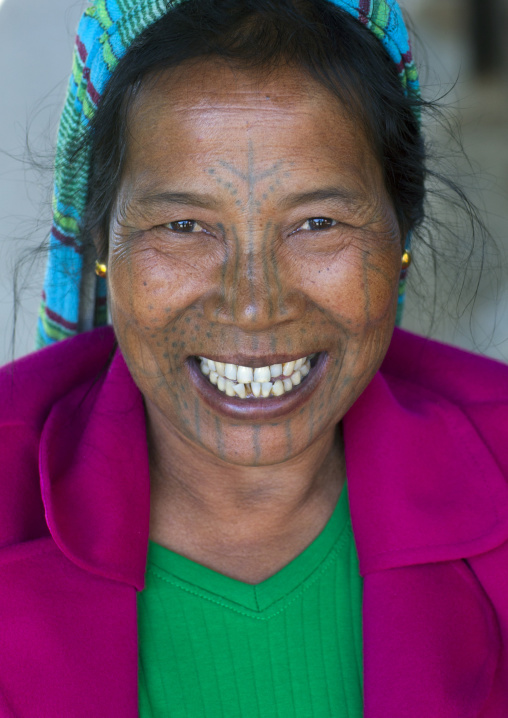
left=107, top=238, right=218, bottom=330
left=291, top=240, right=401, bottom=328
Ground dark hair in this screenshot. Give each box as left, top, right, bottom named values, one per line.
left=81, top=0, right=424, bottom=261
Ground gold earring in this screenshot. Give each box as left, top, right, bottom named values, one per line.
left=95, top=260, right=107, bottom=278
left=401, top=250, right=412, bottom=270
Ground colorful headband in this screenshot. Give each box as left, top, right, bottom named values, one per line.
left=36, top=0, right=420, bottom=348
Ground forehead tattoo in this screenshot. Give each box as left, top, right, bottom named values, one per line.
left=205, top=139, right=291, bottom=324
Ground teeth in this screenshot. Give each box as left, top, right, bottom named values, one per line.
left=237, top=365, right=254, bottom=384
left=272, top=380, right=285, bottom=396
left=198, top=353, right=317, bottom=399
left=253, top=366, right=271, bottom=383
left=282, top=361, right=295, bottom=376
left=224, top=363, right=237, bottom=381
left=233, top=383, right=247, bottom=398
left=261, top=382, right=273, bottom=397
left=270, top=364, right=283, bottom=378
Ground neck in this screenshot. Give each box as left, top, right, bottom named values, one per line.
left=146, top=402, right=346, bottom=582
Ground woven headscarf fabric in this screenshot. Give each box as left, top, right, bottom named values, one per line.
left=36, top=0, right=420, bottom=348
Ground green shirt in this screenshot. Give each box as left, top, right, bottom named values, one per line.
left=138, top=483, right=363, bottom=717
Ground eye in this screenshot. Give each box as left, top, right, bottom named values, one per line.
left=300, top=217, right=338, bottom=231
left=164, top=220, right=206, bottom=233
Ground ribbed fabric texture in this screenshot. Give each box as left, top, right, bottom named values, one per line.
left=137, top=484, right=364, bottom=717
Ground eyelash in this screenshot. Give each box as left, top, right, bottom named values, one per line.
left=164, top=218, right=337, bottom=234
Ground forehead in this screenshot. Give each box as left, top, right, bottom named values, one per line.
left=123, top=59, right=382, bottom=193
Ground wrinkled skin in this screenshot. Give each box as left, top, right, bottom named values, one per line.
left=104, top=60, right=403, bottom=582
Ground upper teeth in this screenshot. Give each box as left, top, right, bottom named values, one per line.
left=198, top=355, right=314, bottom=398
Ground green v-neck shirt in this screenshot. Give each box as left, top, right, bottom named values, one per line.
left=137, top=483, right=364, bottom=717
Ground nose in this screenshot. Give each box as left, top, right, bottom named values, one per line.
left=202, top=224, right=305, bottom=330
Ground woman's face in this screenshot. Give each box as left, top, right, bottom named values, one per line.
left=107, top=60, right=403, bottom=466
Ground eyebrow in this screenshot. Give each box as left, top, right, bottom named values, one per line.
left=277, top=187, right=366, bottom=210
left=132, top=191, right=219, bottom=211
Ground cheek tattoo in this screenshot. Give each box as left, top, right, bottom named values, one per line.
left=113, top=139, right=399, bottom=466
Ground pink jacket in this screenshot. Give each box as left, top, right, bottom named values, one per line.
left=1, top=326, right=508, bottom=717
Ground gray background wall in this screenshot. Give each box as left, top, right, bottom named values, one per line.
left=1, top=0, right=507, bottom=363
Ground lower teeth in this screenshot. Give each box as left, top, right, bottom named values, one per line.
left=199, top=357, right=314, bottom=399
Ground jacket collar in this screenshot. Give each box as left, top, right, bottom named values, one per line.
left=345, top=367, right=508, bottom=575
left=39, top=344, right=150, bottom=590
left=39, top=328, right=508, bottom=585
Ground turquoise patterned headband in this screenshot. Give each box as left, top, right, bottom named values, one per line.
left=36, top=0, right=420, bottom=348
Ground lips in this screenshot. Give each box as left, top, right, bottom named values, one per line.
left=187, top=352, right=326, bottom=420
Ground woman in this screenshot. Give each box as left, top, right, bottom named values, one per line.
left=1, top=0, right=507, bottom=715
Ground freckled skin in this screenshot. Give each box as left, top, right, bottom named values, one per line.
left=105, top=60, right=403, bottom=582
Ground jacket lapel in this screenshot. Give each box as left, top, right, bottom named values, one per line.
left=343, top=372, right=508, bottom=576
left=343, top=367, right=508, bottom=717
left=38, top=347, right=149, bottom=715
left=39, top=348, right=150, bottom=590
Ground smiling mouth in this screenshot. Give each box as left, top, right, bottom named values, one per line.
left=196, top=354, right=318, bottom=399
